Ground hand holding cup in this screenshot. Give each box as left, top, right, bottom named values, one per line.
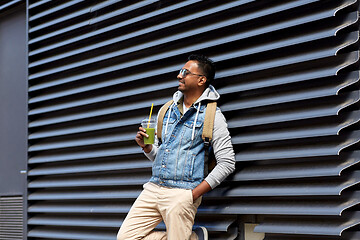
left=136, top=103, right=155, bottom=152
left=141, top=118, right=156, bottom=145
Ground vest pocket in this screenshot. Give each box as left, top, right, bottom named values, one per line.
left=183, top=153, right=196, bottom=181
left=161, top=116, right=176, bottom=142
left=183, top=119, right=203, bottom=128
left=163, top=115, right=176, bottom=124
left=183, top=119, right=203, bottom=142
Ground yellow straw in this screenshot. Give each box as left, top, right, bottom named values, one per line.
left=147, top=103, right=154, bottom=128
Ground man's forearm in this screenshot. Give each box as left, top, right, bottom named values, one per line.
left=142, top=144, right=152, bottom=153
left=192, top=180, right=212, bottom=202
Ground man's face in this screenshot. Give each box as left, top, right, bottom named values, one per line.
left=177, top=60, right=205, bottom=93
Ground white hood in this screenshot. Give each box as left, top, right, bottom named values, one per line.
left=172, top=85, right=220, bottom=105
left=164, top=85, right=220, bottom=141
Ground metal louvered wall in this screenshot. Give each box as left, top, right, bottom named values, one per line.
left=26, top=0, right=360, bottom=239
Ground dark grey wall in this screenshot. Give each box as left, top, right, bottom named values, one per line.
left=0, top=5, right=27, bottom=196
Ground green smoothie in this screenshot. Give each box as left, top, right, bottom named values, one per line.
left=144, top=128, right=155, bottom=144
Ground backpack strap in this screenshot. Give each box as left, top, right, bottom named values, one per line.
left=202, top=101, right=217, bottom=143
left=202, top=101, right=217, bottom=175
left=157, top=100, right=174, bottom=142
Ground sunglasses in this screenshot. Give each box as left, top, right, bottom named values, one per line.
left=179, top=69, right=205, bottom=78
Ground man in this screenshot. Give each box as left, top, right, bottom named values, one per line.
left=117, top=54, right=235, bottom=240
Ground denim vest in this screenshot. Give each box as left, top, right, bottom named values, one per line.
left=149, top=103, right=206, bottom=189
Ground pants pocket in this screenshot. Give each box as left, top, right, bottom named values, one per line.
left=188, top=189, right=194, bottom=204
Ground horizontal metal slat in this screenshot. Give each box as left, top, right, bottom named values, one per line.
left=264, top=232, right=360, bottom=240
left=28, top=204, right=131, bottom=214
left=28, top=189, right=142, bottom=201
left=28, top=216, right=121, bottom=228
left=215, top=47, right=358, bottom=84
left=209, top=171, right=360, bottom=197
left=29, top=81, right=176, bottom=115
left=29, top=0, right=137, bottom=33
left=28, top=173, right=151, bottom=188
left=224, top=70, right=358, bottom=112
left=255, top=212, right=360, bottom=236
left=29, top=3, right=93, bottom=33
left=29, top=0, right=85, bottom=22
left=218, top=68, right=358, bottom=96
left=198, top=193, right=360, bottom=216
left=26, top=192, right=360, bottom=217
left=232, top=111, right=360, bottom=144
left=28, top=159, right=151, bottom=176
left=0, top=0, right=22, bottom=12
left=235, top=131, right=360, bottom=161
left=28, top=97, right=168, bottom=128
left=233, top=124, right=345, bottom=145
left=89, top=0, right=159, bottom=25
left=28, top=146, right=141, bottom=164
left=28, top=115, right=142, bottom=139
left=227, top=91, right=359, bottom=129
left=233, top=151, right=360, bottom=181
left=28, top=63, right=177, bottom=96
left=29, top=132, right=134, bottom=151
left=28, top=0, right=53, bottom=10
left=28, top=227, right=116, bottom=240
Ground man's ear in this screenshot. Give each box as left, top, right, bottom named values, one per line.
left=198, top=76, right=207, bottom=86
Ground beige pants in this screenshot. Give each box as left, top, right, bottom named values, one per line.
left=117, top=182, right=202, bottom=240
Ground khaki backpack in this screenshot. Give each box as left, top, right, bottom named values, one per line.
left=156, top=100, right=217, bottom=174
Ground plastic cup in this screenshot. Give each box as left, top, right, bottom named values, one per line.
left=141, top=118, right=156, bottom=144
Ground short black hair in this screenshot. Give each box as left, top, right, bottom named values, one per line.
left=188, top=54, right=216, bottom=85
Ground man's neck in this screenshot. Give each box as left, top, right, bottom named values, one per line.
left=183, top=90, right=204, bottom=108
